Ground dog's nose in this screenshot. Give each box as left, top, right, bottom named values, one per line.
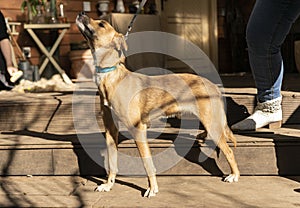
left=79, top=11, right=86, bottom=16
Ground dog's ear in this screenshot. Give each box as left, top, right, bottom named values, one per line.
left=113, top=33, right=128, bottom=51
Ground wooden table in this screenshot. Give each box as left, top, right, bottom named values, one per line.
left=24, top=23, right=72, bottom=84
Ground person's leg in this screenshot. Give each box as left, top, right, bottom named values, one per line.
left=232, top=0, right=300, bottom=130
left=247, top=0, right=300, bottom=103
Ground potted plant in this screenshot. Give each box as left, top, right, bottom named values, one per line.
left=21, top=0, right=45, bottom=23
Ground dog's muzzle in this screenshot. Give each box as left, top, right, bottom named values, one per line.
left=76, top=12, right=95, bottom=41
left=76, top=12, right=89, bottom=30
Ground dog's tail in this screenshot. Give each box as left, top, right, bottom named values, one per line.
left=224, top=125, right=237, bottom=147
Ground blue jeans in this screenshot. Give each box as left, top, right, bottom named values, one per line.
left=246, top=0, right=300, bottom=103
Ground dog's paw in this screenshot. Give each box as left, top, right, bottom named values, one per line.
left=223, top=174, right=239, bottom=183
left=94, top=183, right=113, bottom=192
left=144, top=187, right=159, bottom=198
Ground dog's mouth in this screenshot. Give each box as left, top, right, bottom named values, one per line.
left=76, top=12, right=95, bottom=49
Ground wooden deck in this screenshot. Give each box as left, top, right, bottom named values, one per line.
left=0, top=73, right=299, bottom=176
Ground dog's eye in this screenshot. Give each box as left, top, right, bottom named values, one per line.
left=98, top=22, right=105, bottom=28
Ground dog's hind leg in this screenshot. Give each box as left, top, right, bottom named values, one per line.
left=195, top=97, right=239, bottom=183
left=218, top=126, right=240, bottom=182
left=201, top=124, right=240, bottom=183
left=131, top=123, right=158, bottom=198
left=95, top=107, right=119, bottom=192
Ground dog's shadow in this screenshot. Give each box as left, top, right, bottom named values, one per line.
left=86, top=176, right=146, bottom=196
left=144, top=129, right=224, bottom=177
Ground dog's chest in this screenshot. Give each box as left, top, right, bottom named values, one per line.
left=95, top=73, right=111, bottom=107
left=95, top=73, right=108, bottom=85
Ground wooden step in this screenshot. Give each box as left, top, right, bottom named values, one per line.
left=0, top=82, right=299, bottom=132
left=0, top=125, right=299, bottom=176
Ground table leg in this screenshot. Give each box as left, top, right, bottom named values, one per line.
left=26, top=28, right=72, bottom=84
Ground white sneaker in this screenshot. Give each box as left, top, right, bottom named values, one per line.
left=231, top=97, right=282, bottom=131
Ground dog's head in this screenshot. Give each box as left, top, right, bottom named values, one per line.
left=76, top=12, right=127, bottom=52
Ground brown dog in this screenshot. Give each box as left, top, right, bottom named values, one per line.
left=76, top=12, right=240, bottom=197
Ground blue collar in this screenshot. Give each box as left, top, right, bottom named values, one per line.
left=95, top=65, right=117, bottom=73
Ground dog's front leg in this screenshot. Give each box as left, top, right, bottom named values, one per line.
left=133, top=123, right=159, bottom=198
left=95, top=107, right=119, bottom=193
